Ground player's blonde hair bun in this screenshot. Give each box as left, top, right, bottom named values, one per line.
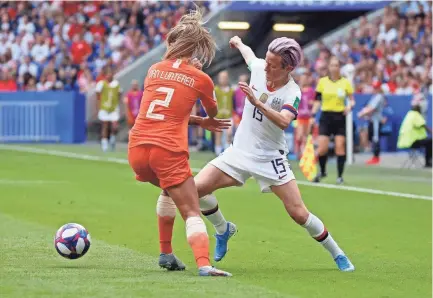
left=164, top=6, right=216, bottom=66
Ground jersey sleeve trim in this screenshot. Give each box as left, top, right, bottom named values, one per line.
left=282, top=104, right=298, bottom=119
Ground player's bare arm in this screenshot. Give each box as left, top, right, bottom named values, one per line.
left=357, top=105, right=374, bottom=118
left=238, top=82, right=294, bottom=130
left=189, top=115, right=231, bottom=132
left=229, top=36, right=257, bottom=66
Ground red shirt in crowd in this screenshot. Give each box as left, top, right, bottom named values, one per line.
left=71, top=40, right=92, bottom=65
left=89, top=24, right=105, bottom=38
left=68, top=23, right=84, bottom=39
left=62, top=1, right=79, bottom=16
left=0, top=80, right=18, bottom=91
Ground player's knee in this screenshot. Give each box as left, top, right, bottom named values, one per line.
left=335, top=146, right=346, bottom=156
left=287, top=204, right=309, bottom=225
left=156, top=194, right=176, bottom=218
left=199, top=194, right=218, bottom=213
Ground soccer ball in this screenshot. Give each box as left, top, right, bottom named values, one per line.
left=54, top=223, right=91, bottom=259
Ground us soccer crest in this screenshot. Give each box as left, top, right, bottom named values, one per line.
left=259, top=93, right=268, bottom=103
left=271, top=97, right=283, bottom=111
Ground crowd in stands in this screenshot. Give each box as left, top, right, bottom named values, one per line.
left=0, top=1, right=210, bottom=92
left=295, top=1, right=432, bottom=97
left=0, top=1, right=431, bottom=97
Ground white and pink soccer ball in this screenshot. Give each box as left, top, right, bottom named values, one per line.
left=54, top=223, right=91, bottom=259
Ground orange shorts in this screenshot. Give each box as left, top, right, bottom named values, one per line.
left=128, top=145, right=192, bottom=189
left=296, top=117, right=310, bottom=126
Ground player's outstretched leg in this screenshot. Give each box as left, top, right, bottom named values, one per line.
left=271, top=180, right=355, bottom=272
left=166, top=178, right=232, bottom=277
left=156, top=193, right=185, bottom=271
left=200, top=194, right=237, bottom=262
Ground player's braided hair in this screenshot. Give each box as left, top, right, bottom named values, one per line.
left=268, top=37, right=303, bottom=70
left=163, top=6, right=216, bottom=66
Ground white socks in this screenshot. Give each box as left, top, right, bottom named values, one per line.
left=109, top=135, right=116, bottom=146
left=199, top=194, right=228, bottom=235
left=215, top=145, right=223, bottom=155
left=302, top=213, right=344, bottom=259
left=101, top=138, right=108, bottom=152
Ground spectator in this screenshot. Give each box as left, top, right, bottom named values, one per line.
left=77, top=67, right=95, bottom=93
left=89, top=15, right=105, bottom=39
left=17, top=15, right=36, bottom=35
left=0, top=69, right=17, bottom=91
left=24, top=76, right=37, bottom=91
left=18, top=55, right=38, bottom=78
left=107, top=25, right=124, bottom=50
left=30, top=34, right=49, bottom=64
left=70, top=33, right=92, bottom=65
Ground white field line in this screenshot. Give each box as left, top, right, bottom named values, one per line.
left=0, top=145, right=431, bottom=201
left=0, top=179, right=67, bottom=185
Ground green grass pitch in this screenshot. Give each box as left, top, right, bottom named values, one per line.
left=0, top=144, right=431, bottom=298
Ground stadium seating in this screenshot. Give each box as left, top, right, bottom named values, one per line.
left=0, top=1, right=210, bottom=92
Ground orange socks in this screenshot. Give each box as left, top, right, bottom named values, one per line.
left=186, top=216, right=211, bottom=268
left=156, top=195, right=177, bottom=254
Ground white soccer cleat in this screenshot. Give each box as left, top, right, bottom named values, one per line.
left=198, top=266, right=232, bottom=277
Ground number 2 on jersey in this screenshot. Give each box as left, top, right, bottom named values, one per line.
left=146, top=87, right=174, bottom=120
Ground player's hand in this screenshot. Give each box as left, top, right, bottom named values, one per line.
left=238, top=82, right=259, bottom=106
left=199, top=117, right=231, bottom=132
left=229, top=36, right=242, bottom=49
left=344, top=106, right=352, bottom=116
left=309, top=116, right=316, bottom=125
left=190, top=58, right=203, bottom=70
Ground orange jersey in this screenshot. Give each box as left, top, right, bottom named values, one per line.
left=129, top=59, right=217, bottom=153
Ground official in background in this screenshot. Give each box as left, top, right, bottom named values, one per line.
left=96, top=69, right=122, bottom=152
left=214, top=70, right=234, bottom=155
left=357, top=81, right=386, bottom=165
left=398, top=100, right=432, bottom=168
left=232, top=73, right=249, bottom=133
left=311, top=56, right=355, bottom=184
left=124, top=80, right=143, bottom=130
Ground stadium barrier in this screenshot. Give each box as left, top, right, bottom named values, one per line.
left=0, top=92, right=86, bottom=144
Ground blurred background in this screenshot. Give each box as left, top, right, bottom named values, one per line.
left=0, top=0, right=431, bottom=168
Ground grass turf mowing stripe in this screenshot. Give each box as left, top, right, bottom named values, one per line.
left=0, top=212, right=295, bottom=298
left=0, top=144, right=431, bottom=201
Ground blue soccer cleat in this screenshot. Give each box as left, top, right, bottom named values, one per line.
left=334, top=255, right=355, bottom=272
left=214, top=222, right=237, bottom=262
left=199, top=266, right=232, bottom=277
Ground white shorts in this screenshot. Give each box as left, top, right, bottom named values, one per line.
left=98, top=107, right=120, bottom=122
left=209, top=146, right=296, bottom=193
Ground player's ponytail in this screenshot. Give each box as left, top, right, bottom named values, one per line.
left=164, top=6, right=216, bottom=66
left=268, top=37, right=303, bottom=70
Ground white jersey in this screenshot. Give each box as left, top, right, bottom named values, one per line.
left=233, top=58, right=302, bottom=160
